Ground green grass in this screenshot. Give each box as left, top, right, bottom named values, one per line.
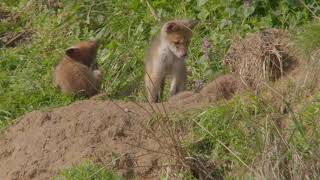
left=0, top=0, right=317, bottom=123
left=179, top=91, right=320, bottom=178
left=1, top=0, right=320, bottom=179
left=181, top=94, right=267, bottom=176
left=53, top=161, right=122, bottom=180
left=297, top=21, right=320, bottom=57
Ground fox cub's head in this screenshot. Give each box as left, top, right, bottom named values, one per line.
left=161, top=19, right=198, bottom=59
left=65, top=40, right=99, bottom=67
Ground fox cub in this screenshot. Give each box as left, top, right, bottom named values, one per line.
left=54, top=40, right=102, bottom=97
left=144, top=19, right=198, bottom=103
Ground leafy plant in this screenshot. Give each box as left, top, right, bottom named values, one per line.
left=53, top=161, right=122, bottom=180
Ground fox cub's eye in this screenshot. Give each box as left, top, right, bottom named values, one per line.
left=174, top=41, right=179, bottom=45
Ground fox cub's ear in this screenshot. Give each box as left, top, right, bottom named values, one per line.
left=65, top=47, right=80, bottom=57
left=183, top=19, right=198, bottom=29
left=166, top=22, right=180, bottom=33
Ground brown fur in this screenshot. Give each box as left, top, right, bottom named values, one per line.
left=168, top=74, right=241, bottom=105
left=53, top=40, right=102, bottom=97
left=168, top=91, right=206, bottom=105
left=47, top=0, right=63, bottom=9
left=144, top=19, right=198, bottom=103
left=200, top=74, right=240, bottom=102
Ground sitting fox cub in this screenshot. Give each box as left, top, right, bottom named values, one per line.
left=144, top=19, right=198, bottom=103
left=53, top=40, right=102, bottom=97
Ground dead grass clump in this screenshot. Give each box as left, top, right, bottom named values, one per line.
left=304, top=49, right=320, bottom=89
left=259, top=48, right=320, bottom=115
left=249, top=48, right=320, bottom=179
left=0, top=7, right=10, bottom=20
left=224, top=29, right=298, bottom=90
left=0, top=30, right=32, bottom=47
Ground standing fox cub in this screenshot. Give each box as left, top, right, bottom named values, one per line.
left=144, top=19, right=198, bottom=102
left=54, top=40, right=102, bottom=97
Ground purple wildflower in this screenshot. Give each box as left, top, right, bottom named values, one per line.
left=202, top=37, right=211, bottom=59
left=244, top=0, right=250, bottom=7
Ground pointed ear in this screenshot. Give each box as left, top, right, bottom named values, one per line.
left=89, top=40, right=99, bottom=48
left=65, top=47, right=80, bottom=57
left=165, top=22, right=179, bottom=33
left=184, top=19, right=198, bottom=29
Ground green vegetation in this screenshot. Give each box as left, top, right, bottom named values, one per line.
left=183, top=91, right=320, bottom=178
left=1, top=0, right=318, bottom=122
left=1, top=0, right=320, bottom=179
left=297, top=21, right=320, bottom=56
left=53, top=161, right=121, bottom=180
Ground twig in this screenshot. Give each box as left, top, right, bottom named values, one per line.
left=5, top=31, right=26, bottom=46
left=144, top=0, right=161, bottom=22
left=299, top=0, right=320, bottom=20
left=124, top=141, right=176, bottom=157
left=86, top=0, right=96, bottom=24
left=132, top=101, right=152, bottom=117
left=191, top=118, right=258, bottom=175
left=87, top=153, right=127, bottom=180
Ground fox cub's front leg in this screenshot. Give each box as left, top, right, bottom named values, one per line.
left=169, top=62, right=187, bottom=96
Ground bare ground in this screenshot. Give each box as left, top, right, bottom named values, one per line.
left=0, top=84, right=216, bottom=179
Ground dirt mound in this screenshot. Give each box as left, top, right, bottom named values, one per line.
left=224, top=29, right=298, bottom=90
left=0, top=101, right=158, bottom=179
left=0, top=95, right=214, bottom=179
left=0, top=72, right=240, bottom=179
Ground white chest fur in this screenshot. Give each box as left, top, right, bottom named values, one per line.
left=153, top=42, right=183, bottom=75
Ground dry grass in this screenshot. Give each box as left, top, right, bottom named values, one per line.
left=245, top=48, right=320, bottom=179
left=224, top=29, right=298, bottom=91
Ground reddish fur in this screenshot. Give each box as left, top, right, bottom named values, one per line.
left=200, top=74, right=240, bottom=102
left=53, top=40, right=102, bottom=97
left=168, top=74, right=241, bottom=104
